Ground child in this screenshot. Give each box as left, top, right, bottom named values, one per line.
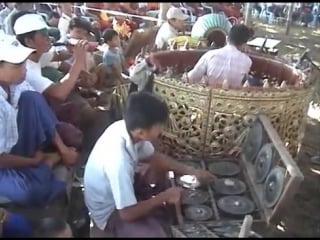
left=84, top=92, right=215, bottom=237
left=100, top=29, right=127, bottom=86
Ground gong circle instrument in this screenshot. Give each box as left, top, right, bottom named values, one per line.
left=217, top=196, right=255, bottom=216
left=182, top=189, right=210, bottom=205
left=213, top=178, right=247, bottom=195
left=184, top=205, right=214, bottom=221
left=243, top=120, right=265, bottom=163
left=263, top=166, right=286, bottom=208
left=208, top=161, right=241, bottom=177
left=254, top=143, right=274, bottom=183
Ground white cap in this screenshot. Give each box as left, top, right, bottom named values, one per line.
left=0, top=38, right=35, bottom=64
left=14, top=13, right=49, bottom=35
left=166, top=7, right=189, bottom=21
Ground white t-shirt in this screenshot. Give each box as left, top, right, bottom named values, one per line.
left=58, top=13, right=73, bottom=42
left=155, top=22, right=178, bottom=49
left=25, top=55, right=54, bottom=93
left=84, top=120, right=155, bottom=230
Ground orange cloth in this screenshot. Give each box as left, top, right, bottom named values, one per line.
left=147, top=3, right=159, bottom=10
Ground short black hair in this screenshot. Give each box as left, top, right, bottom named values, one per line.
left=68, top=17, right=92, bottom=33
left=229, top=24, right=251, bottom=46
left=124, top=92, right=169, bottom=131
left=13, top=11, right=37, bottom=46
left=33, top=217, right=69, bottom=238
left=102, top=28, right=118, bottom=43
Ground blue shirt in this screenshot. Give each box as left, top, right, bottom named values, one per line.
left=102, top=46, right=124, bottom=68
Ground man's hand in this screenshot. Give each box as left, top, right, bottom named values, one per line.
left=32, top=151, right=45, bottom=165
left=160, top=187, right=183, bottom=205
left=0, top=208, right=7, bottom=223
left=60, top=147, right=79, bottom=166
left=78, top=71, right=98, bottom=88
left=72, top=39, right=88, bottom=68
left=191, top=168, right=216, bottom=185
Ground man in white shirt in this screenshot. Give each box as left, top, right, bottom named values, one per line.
left=186, top=24, right=252, bottom=88
left=155, top=7, right=188, bottom=49
left=84, top=92, right=215, bottom=237
left=0, top=39, right=77, bottom=206
left=58, top=3, right=74, bottom=43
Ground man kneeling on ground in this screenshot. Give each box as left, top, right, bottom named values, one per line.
left=84, top=92, right=215, bottom=237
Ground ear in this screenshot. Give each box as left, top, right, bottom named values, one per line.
left=24, top=37, right=35, bottom=48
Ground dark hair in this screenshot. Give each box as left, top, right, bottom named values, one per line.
left=102, top=29, right=118, bottom=43
left=33, top=217, right=69, bottom=238
left=123, top=92, right=169, bottom=131
left=12, top=11, right=37, bottom=46
left=68, top=17, right=92, bottom=33
left=229, top=24, right=251, bottom=46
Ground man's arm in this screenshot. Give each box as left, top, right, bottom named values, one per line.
left=146, top=152, right=195, bottom=176
left=105, top=154, right=168, bottom=222
left=42, top=41, right=87, bottom=101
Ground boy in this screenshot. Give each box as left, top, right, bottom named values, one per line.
left=84, top=92, right=215, bottom=237
left=0, top=39, right=77, bottom=206
left=101, top=29, right=126, bottom=85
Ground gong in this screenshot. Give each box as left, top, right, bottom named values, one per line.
left=182, top=189, right=210, bottom=205
left=263, top=166, right=286, bottom=208
left=184, top=205, right=213, bottom=221
left=242, top=120, right=264, bottom=162
left=254, top=143, right=274, bottom=183
left=213, top=178, right=247, bottom=195
left=208, top=161, right=241, bottom=177
left=217, top=196, right=255, bottom=216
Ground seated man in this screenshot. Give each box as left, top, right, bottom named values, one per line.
left=34, top=217, right=73, bottom=238
left=155, top=7, right=188, bottom=49
left=0, top=39, right=78, bottom=206
left=84, top=92, right=215, bottom=237
left=186, top=24, right=252, bottom=88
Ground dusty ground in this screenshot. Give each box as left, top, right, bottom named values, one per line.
left=251, top=21, right=320, bottom=237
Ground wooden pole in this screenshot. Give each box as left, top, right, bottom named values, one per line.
left=244, top=3, right=252, bottom=26
left=158, top=3, right=171, bottom=26
left=285, top=3, right=294, bottom=35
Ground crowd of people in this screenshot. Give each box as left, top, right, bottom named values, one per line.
left=0, top=2, right=258, bottom=238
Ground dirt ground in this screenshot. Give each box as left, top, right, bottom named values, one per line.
left=251, top=21, right=320, bottom=237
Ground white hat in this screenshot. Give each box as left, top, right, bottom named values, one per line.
left=14, top=13, right=49, bottom=35
left=0, top=38, right=35, bottom=64
left=166, top=7, right=189, bottom=21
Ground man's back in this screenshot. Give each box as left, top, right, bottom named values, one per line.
left=188, top=44, right=252, bottom=87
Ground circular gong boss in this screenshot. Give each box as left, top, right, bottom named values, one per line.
left=263, top=166, right=285, bottom=208
left=208, top=161, right=241, bottom=177
left=254, top=143, right=274, bottom=183
left=217, top=196, right=255, bottom=216
left=182, top=189, right=210, bottom=205
left=184, top=205, right=213, bottom=221
left=213, top=178, right=247, bottom=195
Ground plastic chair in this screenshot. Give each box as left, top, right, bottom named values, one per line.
left=201, top=3, right=213, bottom=14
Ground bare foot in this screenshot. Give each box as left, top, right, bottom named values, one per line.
left=43, top=152, right=61, bottom=168
left=61, top=147, right=79, bottom=166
